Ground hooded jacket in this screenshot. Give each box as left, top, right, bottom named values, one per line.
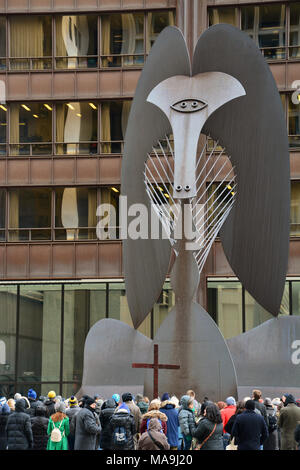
left=99, top=399, right=117, bottom=449
left=138, top=418, right=170, bottom=450
left=109, top=407, right=136, bottom=450
left=278, top=395, right=300, bottom=450
left=0, top=403, right=10, bottom=450
left=30, top=405, right=49, bottom=450
left=5, top=399, right=33, bottom=450
left=140, top=409, right=168, bottom=435
left=44, top=398, right=56, bottom=418
left=159, top=401, right=179, bottom=447
left=178, top=396, right=196, bottom=437
left=73, top=405, right=101, bottom=451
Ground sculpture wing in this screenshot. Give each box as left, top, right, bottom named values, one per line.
left=122, top=27, right=191, bottom=328
left=192, top=24, right=290, bottom=316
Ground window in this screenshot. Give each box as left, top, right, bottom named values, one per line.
left=208, top=7, right=239, bottom=27
left=98, top=186, right=120, bottom=240
left=0, top=17, right=6, bottom=70
left=0, top=286, right=17, bottom=385
left=100, top=100, right=131, bottom=153
left=289, top=2, right=300, bottom=58
left=55, top=15, right=98, bottom=69
left=147, top=10, right=175, bottom=51
left=9, top=16, right=52, bottom=70
left=55, top=187, right=97, bottom=240
left=56, top=102, right=97, bottom=155
left=288, top=97, right=300, bottom=148
left=101, top=13, right=144, bottom=67
left=0, top=105, right=6, bottom=155
left=0, top=189, right=5, bottom=241
left=8, top=188, right=52, bottom=241
left=291, top=182, right=300, bottom=236
left=9, top=103, right=52, bottom=156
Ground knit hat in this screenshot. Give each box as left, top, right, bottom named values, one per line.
left=28, top=388, right=37, bottom=400
left=0, top=397, right=6, bottom=407
left=48, top=390, right=56, bottom=399
left=55, top=401, right=66, bottom=413
left=69, top=396, right=78, bottom=408
left=245, top=400, right=255, bottom=410
left=122, top=393, right=133, bottom=402
left=14, top=393, right=21, bottom=401
left=84, top=397, right=96, bottom=407
left=112, top=393, right=120, bottom=404
left=161, top=393, right=170, bottom=402
left=284, top=394, right=296, bottom=406
left=117, top=403, right=130, bottom=413
left=225, top=396, right=236, bottom=406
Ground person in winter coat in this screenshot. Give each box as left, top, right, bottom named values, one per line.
left=7, top=399, right=15, bottom=412
left=159, top=396, right=179, bottom=449
left=263, top=398, right=279, bottom=450
left=27, top=389, right=39, bottom=418
left=44, top=391, right=56, bottom=418
left=194, top=403, right=224, bottom=450
left=186, top=390, right=201, bottom=418
left=121, top=393, right=142, bottom=436
left=294, top=422, right=300, bottom=450
left=73, top=397, right=101, bottom=450
left=135, top=394, right=149, bottom=415
left=221, top=397, right=236, bottom=449
left=5, top=398, right=33, bottom=450
left=47, top=401, right=69, bottom=450
left=252, top=390, right=268, bottom=427
left=99, top=398, right=117, bottom=450
left=109, top=403, right=136, bottom=450
left=224, top=401, right=245, bottom=437
left=138, top=417, right=170, bottom=450
left=140, top=399, right=168, bottom=436
left=278, top=393, right=300, bottom=450
left=178, top=395, right=196, bottom=450
left=231, top=400, right=268, bottom=450
left=31, top=404, right=49, bottom=450
left=0, top=400, right=10, bottom=450
left=66, top=396, right=80, bottom=451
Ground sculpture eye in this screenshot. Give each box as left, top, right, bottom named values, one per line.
left=171, top=99, right=207, bottom=113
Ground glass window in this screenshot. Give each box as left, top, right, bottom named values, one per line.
left=0, top=286, right=17, bottom=384
left=0, top=189, right=5, bottom=241
left=241, top=4, right=286, bottom=59
left=108, top=282, right=152, bottom=338
left=17, top=285, right=61, bottom=383
left=56, top=101, right=97, bottom=155
left=55, top=187, right=97, bottom=240
left=0, top=105, right=7, bottom=155
left=9, top=102, right=52, bottom=156
left=288, top=97, right=300, bottom=148
left=56, top=15, right=98, bottom=69
left=147, top=10, right=175, bottom=51
left=63, top=283, right=106, bottom=383
left=100, top=100, right=131, bottom=153
left=98, top=186, right=120, bottom=240
left=101, top=13, right=144, bottom=67
left=289, top=2, right=300, bottom=58
left=292, top=281, right=300, bottom=315
left=8, top=188, right=51, bottom=241
left=208, top=7, right=239, bottom=27
left=207, top=281, right=243, bottom=339
left=0, top=17, right=6, bottom=70
left=291, top=182, right=300, bottom=236
left=9, top=16, right=52, bottom=70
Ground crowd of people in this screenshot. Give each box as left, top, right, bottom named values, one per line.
left=1, top=387, right=300, bottom=451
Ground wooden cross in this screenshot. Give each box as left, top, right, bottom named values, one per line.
left=132, top=344, right=180, bottom=399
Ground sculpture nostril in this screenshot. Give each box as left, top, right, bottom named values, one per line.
left=176, top=185, right=182, bottom=192
left=184, top=185, right=191, bottom=191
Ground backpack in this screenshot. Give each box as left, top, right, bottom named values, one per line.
left=50, top=419, right=64, bottom=443
left=268, top=414, right=277, bottom=433
left=113, top=426, right=128, bottom=446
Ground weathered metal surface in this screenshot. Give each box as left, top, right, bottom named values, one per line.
left=193, top=24, right=290, bottom=316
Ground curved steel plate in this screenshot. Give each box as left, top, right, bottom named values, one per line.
left=122, top=27, right=191, bottom=328
left=192, top=24, right=290, bottom=316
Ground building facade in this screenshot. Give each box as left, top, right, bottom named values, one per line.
left=0, top=0, right=299, bottom=398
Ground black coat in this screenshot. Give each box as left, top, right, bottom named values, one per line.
left=231, top=410, right=269, bottom=450
left=5, top=399, right=33, bottom=450
left=263, top=406, right=278, bottom=451
left=254, top=400, right=268, bottom=426
left=26, top=399, right=43, bottom=418
left=99, top=399, right=116, bottom=450
left=109, top=410, right=136, bottom=450
left=0, top=405, right=11, bottom=450
left=193, top=418, right=224, bottom=450
left=44, top=399, right=56, bottom=418
left=30, top=406, right=49, bottom=450
left=74, top=406, right=101, bottom=450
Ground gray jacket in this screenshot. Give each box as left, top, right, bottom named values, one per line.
left=178, top=396, right=196, bottom=437
left=74, top=406, right=101, bottom=450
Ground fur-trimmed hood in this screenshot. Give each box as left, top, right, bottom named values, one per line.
left=143, top=409, right=168, bottom=422
left=160, top=400, right=175, bottom=409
